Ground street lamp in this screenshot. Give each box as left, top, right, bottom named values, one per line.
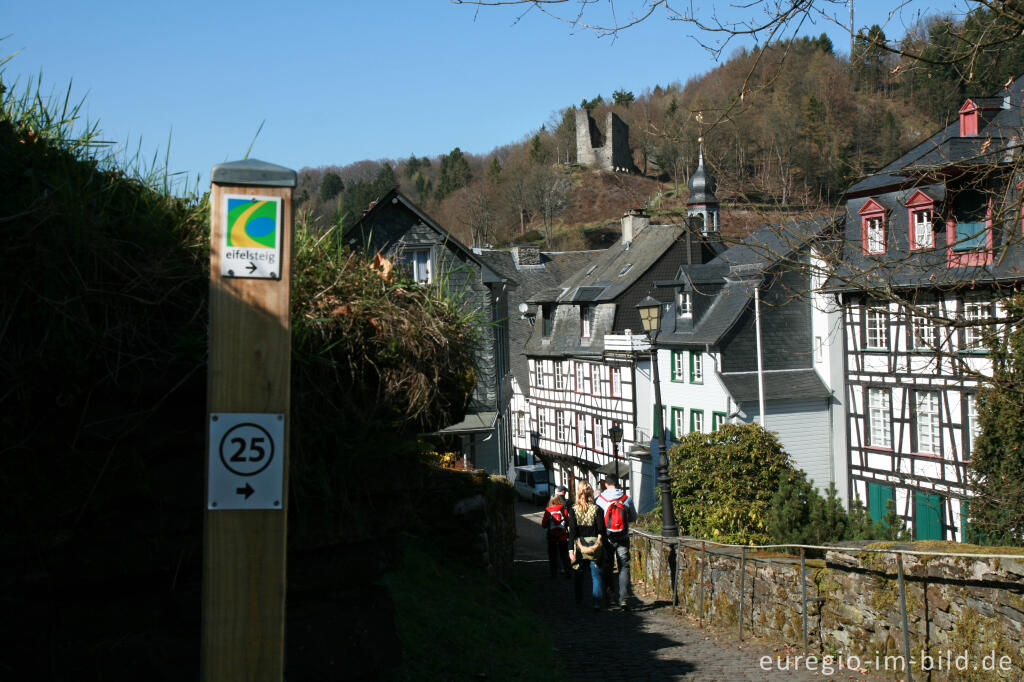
left=635, top=296, right=679, bottom=538
left=609, top=423, right=625, bottom=492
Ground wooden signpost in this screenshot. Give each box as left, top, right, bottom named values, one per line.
left=202, top=159, right=296, bottom=681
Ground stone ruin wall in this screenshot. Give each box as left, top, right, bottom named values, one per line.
left=630, top=532, right=1024, bottom=679
left=575, top=110, right=632, bottom=172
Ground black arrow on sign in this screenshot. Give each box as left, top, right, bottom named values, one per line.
left=236, top=482, right=255, bottom=499
left=246, top=261, right=258, bottom=274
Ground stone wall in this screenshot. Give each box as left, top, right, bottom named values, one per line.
left=575, top=110, right=632, bottom=172
left=630, top=531, right=1024, bottom=679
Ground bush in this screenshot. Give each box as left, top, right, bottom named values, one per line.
left=668, top=423, right=791, bottom=544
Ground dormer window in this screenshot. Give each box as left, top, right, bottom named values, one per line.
left=960, top=99, right=979, bottom=137
left=541, top=304, right=553, bottom=336
left=905, top=190, right=935, bottom=250
left=676, top=290, right=692, bottom=317
left=581, top=305, right=594, bottom=338
left=858, top=198, right=887, bottom=255
left=947, top=188, right=992, bottom=266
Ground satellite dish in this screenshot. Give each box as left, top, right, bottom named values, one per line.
left=518, top=302, right=529, bottom=314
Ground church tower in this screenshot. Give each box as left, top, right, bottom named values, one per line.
left=686, top=142, right=719, bottom=233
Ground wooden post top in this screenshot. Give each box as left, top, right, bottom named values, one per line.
left=212, top=159, right=297, bottom=188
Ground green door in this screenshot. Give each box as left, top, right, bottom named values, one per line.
left=867, top=483, right=894, bottom=524
left=913, top=491, right=944, bottom=540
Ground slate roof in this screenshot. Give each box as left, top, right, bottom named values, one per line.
left=845, top=75, right=1024, bottom=198
left=474, top=248, right=599, bottom=397
left=343, top=188, right=500, bottom=280
left=528, top=224, right=686, bottom=304
left=655, top=218, right=833, bottom=347
left=719, top=369, right=830, bottom=403
left=828, top=75, right=1024, bottom=292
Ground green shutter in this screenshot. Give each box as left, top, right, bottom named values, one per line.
left=960, top=499, right=971, bottom=542
left=913, top=491, right=944, bottom=540
left=867, top=483, right=894, bottom=524
left=712, top=411, right=727, bottom=431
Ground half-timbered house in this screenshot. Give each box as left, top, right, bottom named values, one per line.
left=829, top=77, right=1024, bottom=540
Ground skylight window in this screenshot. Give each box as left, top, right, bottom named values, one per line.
left=619, top=264, right=632, bottom=276
left=586, top=264, right=597, bottom=275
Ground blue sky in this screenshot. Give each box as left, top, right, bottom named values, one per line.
left=4, top=0, right=967, bottom=191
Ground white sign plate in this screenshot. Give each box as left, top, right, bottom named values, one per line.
left=220, top=194, right=283, bottom=279
left=208, top=413, right=285, bottom=510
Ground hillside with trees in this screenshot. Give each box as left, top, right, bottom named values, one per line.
left=296, top=8, right=1024, bottom=251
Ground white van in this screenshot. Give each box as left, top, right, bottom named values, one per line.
left=513, top=464, right=551, bottom=505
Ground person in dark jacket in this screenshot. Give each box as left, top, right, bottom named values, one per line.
left=568, top=481, right=607, bottom=610
left=541, top=494, right=571, bottom=577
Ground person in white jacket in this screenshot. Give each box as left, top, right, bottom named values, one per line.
left=596, top=478, right=637, bottom=609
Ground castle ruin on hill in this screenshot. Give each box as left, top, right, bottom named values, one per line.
left=575, top=110, right=632, bottom=172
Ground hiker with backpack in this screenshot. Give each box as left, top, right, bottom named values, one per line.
left=541, top=493, right=571, bottom=578
left=596, top=478, right=637, bottom=610
left=567, top=482, right=607, bottom=611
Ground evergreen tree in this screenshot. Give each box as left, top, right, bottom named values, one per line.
left=375, top=163, right=398, bottom=194
left=434, top=147, right=472, bottom=201
left=612, top=89, right=635, bottom=107
left=318, top=171, right=344, bottom=202
left=967, top=292, right=1024, bottom=545
left=487, top=157, right=502, bottom=184
left=807, top=483, right=849, bottom=544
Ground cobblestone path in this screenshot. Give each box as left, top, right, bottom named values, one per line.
left=516, top=502, right=881, bottom=681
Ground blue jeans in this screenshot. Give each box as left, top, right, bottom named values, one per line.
left=573, top=558, right=605, bottom=607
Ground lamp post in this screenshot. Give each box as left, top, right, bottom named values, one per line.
left=636, top=296, right=679, bottom=538
left=609, top=423, right=624, bottom=491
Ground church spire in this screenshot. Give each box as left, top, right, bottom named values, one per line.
left=687, top=139, right=720, bottom=233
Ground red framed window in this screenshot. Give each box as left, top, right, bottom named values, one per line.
left=858, top=198, right=887, bottom=255
left=946, top=189, right=992, bottom=267
left=959, top=99, right=979, bottom=137
left=905, top=189, right=935, bottom=250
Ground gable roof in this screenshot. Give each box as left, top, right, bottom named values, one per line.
left=655, top=218, right=833, bottom=347
left=529, top=223, right=686, bottom=304
left=343, top=188, right=498, bottom=279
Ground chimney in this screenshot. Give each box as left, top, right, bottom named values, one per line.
left=621, top=207, right=649, bottom=245
left=513, top=245, right=541, bottom=266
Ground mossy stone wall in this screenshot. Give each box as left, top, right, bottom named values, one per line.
left=630, top=532, right=1024, bottom=679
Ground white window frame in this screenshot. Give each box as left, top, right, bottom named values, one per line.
left=556, top=410, right=570, bottom=441
left=554, top=362, right=565, bottom=390
left=594, top=419, right=604, bottom=453
left=692, top=409, right=705, bottom=433
left=866, top=306, right=889, bottom=349
left=610, top=367, right=622, bottom=397
left=913, top=209, right=933, bottom=249
left=868, top=388, right=892, bottom=448
left=673, top=408, right=686, bottom=439
left=966, top=393, right=980, bottom=447
left=575, top=362, right=585, bottom=393
left=964, top=301, right=990, bottom=350
left=912, top=304, right=938, bottom=350
left=672, top=351, right=686, bottom=382
left=916, top=391, right=941, bottom=454
left=691, top=353, right=704, bottom=383
left=404, top=248, right=432, bottom=284
left=676, top=291, right=692, bottom=317
left=866, top=216, right=885, bottom=254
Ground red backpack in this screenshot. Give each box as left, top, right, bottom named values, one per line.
left=546, top=505, right=569, bottom=542
left=604, top=497, right=628, bottom=536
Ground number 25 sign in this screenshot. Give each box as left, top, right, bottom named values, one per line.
left=208, top=413, right=285, bottom=510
